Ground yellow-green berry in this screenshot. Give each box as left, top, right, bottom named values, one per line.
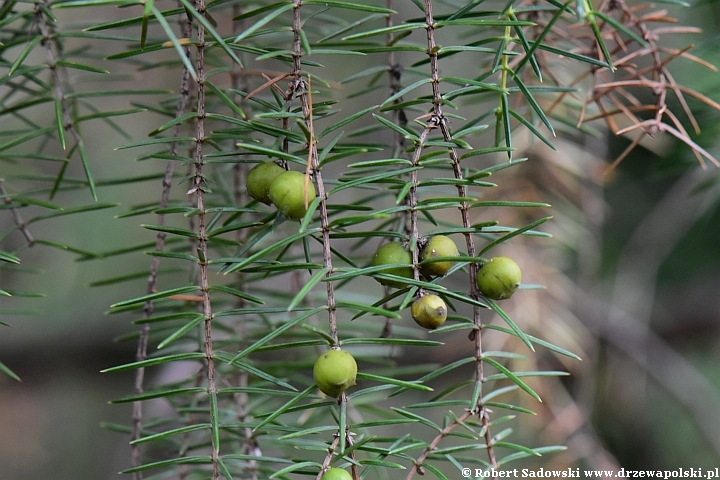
left=370, top=242, right=413, bottom=288
left=411, top=294, right=448, bottom=330
left=476, top=256, right=521, bottom=300
left=313, top=349, right=357, bottom=398
left=420, top=235, right=459, bottom=277
left=268, top=170, right=317, bottom=220
left=246, top=161, right=285, bottom=205
left=321, top=468, right=353, bottom=480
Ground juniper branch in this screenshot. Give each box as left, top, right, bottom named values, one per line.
left=186, top=0, right=220, bottom=476
left=291, top=0, right=338, bottom=345
left=230, top=7, right=260, bottom=480
left=34, top=0, right=95, bottom=200
left=131, top=10, right=193, bottom=478
left=418, top=0, right=498, bottom=475
left=0, top=181, right=34, bottom=246
left=379, top=0, right=407, bottom=339
left=404, top=411, right=473, bottom=480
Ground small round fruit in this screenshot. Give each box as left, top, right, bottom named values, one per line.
left=246, top=161, right=285, bottom=205
left=476, top=256, right=522, bottom=300
left=411, top=294, right=447, bottom=330
left=268, top=170, right=317, bottom=220
left=370, top=242, right=413, bottom=288
left=313, top=348, right=357, bottom=398
left=420, top=235, right=459, bottom=277
left=321, top=468, right=353, bottom=480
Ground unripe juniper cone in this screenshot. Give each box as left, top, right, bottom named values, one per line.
left=246, top=161, right=285, bottom=205
left=420, top=235, right=459, bottom=277
left=476, top=256, right=522, bottom=300
left=268, top=170, right=317, bottom=220
left=321, top=468, right=353, bottom=480
left=411, top=294, right=448, bottom=329
left=313, top=349, right=357, bottom=398
left=370, top=242, right=413, bottom=288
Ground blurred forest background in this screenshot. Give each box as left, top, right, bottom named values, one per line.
left=2, top=0, right=720, bottom=479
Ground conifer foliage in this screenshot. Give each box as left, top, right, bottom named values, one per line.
left=1, top=0, right=716, bottom=478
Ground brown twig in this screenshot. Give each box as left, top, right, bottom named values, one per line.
left=405, top=411, right=473, bottom=480
left=404, top=1, right=498, bottom=478
left=34, top=0, right=94, bottom=200
left=291, top=0, right=338, bottom=345
left=129, top=10, right=194, bottom=479
left=514, top=0, right=718, bottom=170
left=408, top=128, right=430, bottom=289
left=184, top=0, right=220, bottom=476
left=316, top=433, right=342, bottom=479
left=590, top=0, right=719, bottom=169
left=245, top=73, right=291, bottom=102
left=0, top=181, right=35, bottom=246
left=230, top=5, right=261, bottom=479
left=291, top=5, right=357, bottom=479
left=379, top=0, right=406, bottom=339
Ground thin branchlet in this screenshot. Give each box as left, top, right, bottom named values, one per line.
left=187, top=0, right=220, bottom=476
left=380, top=0, right=397, bottom=339
left=405, top=411, right=473, bottom=480
left=292, top=4, right=353, bottom=479
left=591, top=1, right=719, bottom=169
left=0, top=181, right=34, bottom=246
left=291, top=0, right=338, bottom=345
left=408, top=128, right=430, bottom=289
left=520, top=0, right=719, bottom=169
left=386, top=0, right=406, bottom=156
left=130, top=10, right=194, bottom=478
left=314, top=395, right=360, bottom=480
left=404, top=1, right=498, bottom=477
left=230, top=6, right=260, bottom=479
left=34, top=1, right=93, bottom=199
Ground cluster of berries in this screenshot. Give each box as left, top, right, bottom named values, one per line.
left=247, top=161, right=316, bottom=220
left=371, top=237, right=522, bottom=329
left=248, top=162, right=522, bottom=480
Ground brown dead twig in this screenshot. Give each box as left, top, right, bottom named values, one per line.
left=519, top=0, right=719, bottom=172
left=590, top=1, right=719, bottom=171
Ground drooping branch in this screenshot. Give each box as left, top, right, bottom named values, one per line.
left=186, top=0, right=220, bottom=476
left=34, top=0, right=96, bottom=200
left=229, top=6, right=261, bottom=479
left=404, top=1, right=498, bottom=477
left=378, top=0, right=412, bottom=339
left=130, top=10, right=194, bottom=478
left=291, top=0, right=338, bottom=345
left=404, top=411, right=473, bottom=480
left=0, top=181, right=35, bottom=246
